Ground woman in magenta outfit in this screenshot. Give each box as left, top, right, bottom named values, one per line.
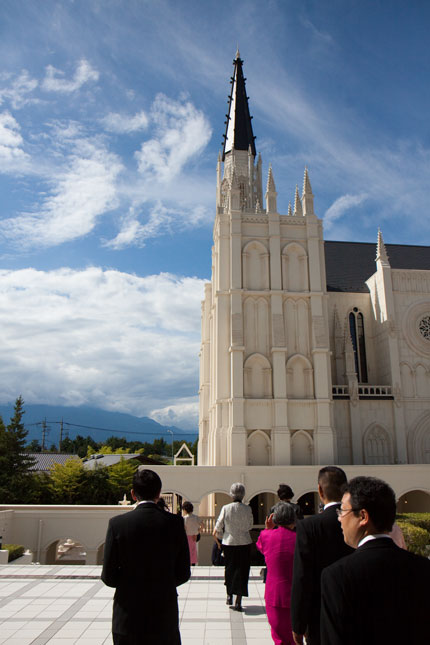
left=256, top=502, right=296, bottom=645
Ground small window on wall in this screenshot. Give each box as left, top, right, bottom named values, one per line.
left=349, top=309, right=368, bottom=383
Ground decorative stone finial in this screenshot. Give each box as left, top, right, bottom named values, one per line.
left=266, top=164, right=276, bottom=193
left=294, top=185, right=303, bottom=217
left=376, top=228, right=390, bottom=264
left=301, top=167, right=314, bottom=215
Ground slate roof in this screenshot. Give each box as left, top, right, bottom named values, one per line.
left=82, top=453, right=165, bottom=469
left=27, top=453, right=80, bottom=472
left=222, top=53, right=256, bottom=160
left=324, top=241, right=430, bottom=293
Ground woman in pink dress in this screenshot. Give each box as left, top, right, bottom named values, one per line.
left=257, top=502, right=297, bottom=645
left=182, top=501, right=202, bottom=565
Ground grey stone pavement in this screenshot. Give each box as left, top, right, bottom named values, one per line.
left=0, top=565, right=273, bottom=644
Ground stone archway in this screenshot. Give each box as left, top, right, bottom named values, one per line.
left=397, top=490, right=430, bottom=513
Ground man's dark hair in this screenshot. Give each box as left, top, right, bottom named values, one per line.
left=278, top=484, right=294, bottom=500
left=132, top=468, right=162, bottom=501
left=318, top=466, right=347, bottom=502
left=182, top=501, right=193, bottom=513
left=344, top=476, right=396, bottom=532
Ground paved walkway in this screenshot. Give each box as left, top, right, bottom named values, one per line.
left=0, top=565, right=273, bottom=644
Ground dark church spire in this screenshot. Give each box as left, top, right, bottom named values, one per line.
left=222, top=50, right=256, bottom=161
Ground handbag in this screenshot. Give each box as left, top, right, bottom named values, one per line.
left=196, top=532, right=201, bottom=542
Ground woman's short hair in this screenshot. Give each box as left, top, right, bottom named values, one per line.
left=277, top=484, right=294, bottom=500
left=272, top=501, right=296, bottom=527
left=230, top=482, right=245, bottom=501
left=182, top=501, right=193, bottom=513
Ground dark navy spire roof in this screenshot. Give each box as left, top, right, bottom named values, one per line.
left=222, top=51, right=256, bottom=161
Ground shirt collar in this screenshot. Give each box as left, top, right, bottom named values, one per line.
left=323, top=501, right=339, bottom=510
left=358, top=534, right=392, bottom=547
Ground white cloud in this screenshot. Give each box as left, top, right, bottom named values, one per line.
left=150, top=400, right=199, bottom=431
left=42, top=59, right=99, bottom=93
left=0, top=268, right=205, bottom=427
left=324, top=193, right=368, bottom=229
left=135, top=94, right=212, bottom=183
left=0, top=70, right=39, bottom=109
left=104, top=201, right=210, bottom=250
left=0, top=139, right=122, bottom=247
left=101, top=110, right=149, bottom=133
left=0, top=111, right=29, bottom=170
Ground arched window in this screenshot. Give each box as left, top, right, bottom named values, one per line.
left=364, top=426, right=392, bottom=465
left=349, top=308, right=368, bottom=383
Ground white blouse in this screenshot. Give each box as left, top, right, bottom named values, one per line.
left=214, top=501, right=253, bottom=546
left=184, top=513, right=201, bottom=536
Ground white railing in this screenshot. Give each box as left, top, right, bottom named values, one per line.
left=358, top=385, right=392, bottom=397
left=332, top=385, right=393, bottom=397
left=332, top=385, right=349, bottom=396
left=200, top=516, right=215, bottom=534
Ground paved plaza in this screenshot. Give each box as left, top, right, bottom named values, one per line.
left=0, top=565, right=273, bottom=644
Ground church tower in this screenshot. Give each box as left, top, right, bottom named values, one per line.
left=198, top=52, right=335, bottom=466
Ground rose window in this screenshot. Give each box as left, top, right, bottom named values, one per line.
left=418, top=315, right=430, bottom=341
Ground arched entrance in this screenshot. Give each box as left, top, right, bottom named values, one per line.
left=397, top=490, right=430, bottom=513
left=297, top=491, right=319, bottom=516
left=45, top=537, right=86, bottom=565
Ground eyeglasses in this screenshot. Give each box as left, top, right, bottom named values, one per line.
left=336, top=507, right=360, bottom=518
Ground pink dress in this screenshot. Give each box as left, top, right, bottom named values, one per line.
left=184, top=513, right=200, bottom=565
left=257, top=527, right=296, bottom=645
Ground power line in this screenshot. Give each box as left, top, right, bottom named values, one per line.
left=25, top=419, right=185, bottom=438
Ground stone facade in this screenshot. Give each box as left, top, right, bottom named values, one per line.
left=198, top=54, right=430, bottom=469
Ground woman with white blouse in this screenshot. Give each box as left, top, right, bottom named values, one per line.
left=213, top=483, right=254, bottom=612
left=182, top=501, right=202, bottom=565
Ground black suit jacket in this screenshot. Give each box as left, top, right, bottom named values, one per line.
left=321, top=537, right=430, bottom=645
left=102, top=503, right=190, bottom=641
left=290, top=504, right=354, bottom=644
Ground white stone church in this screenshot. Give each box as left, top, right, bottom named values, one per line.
left=198, top=51, right=430, bottom=470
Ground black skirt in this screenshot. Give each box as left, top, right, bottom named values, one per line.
left=223, top=544, right=251, bottom=597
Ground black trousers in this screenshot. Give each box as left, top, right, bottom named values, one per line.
left=223, top=544, right=251, bottom=597
left=113, top=631, right=181, bottom=645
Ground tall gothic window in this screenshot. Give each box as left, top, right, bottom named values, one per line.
left=349, top=308, right=368, bottom=383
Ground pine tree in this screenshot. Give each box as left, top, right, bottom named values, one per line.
left=0, top=396, right=35, bottom=503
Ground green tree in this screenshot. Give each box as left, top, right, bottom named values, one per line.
left=104, top=435, right=129, bottom=452
left=25, top=439, right=42, bottom=453
left=107, top=457, right=137, bottom=501
left=0, top=396, right=35, bottom=503
left=80, top=466, right=114, bottom=504
left=26, top=473, right=53, bottom=504
left=49, top=458, right=85, bottom=504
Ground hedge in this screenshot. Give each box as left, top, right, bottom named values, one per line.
left=396, top=521, right=430, bottom=557
left=2, top=544, right=25, bottom=562
left=396, top=512, right=430, bottom=532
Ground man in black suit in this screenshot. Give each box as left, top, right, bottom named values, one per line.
left=291, top=466, right=353, bottom=645
left=321, top=476, right=430, bottom=645
left=102, top=468, right=190, bottom=645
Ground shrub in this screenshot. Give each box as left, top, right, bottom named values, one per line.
left=397, top=513, right=430, bottom=532
left=396, top=521, right=430, bottom=557
left=3, top=544, right=25, bottom=562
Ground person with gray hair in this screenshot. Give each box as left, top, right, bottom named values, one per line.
left=257, top=502, right=297, bottom=644
left=213, top=482, right=253, bottom=611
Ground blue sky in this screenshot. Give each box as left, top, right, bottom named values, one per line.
left=0, top=0, right=429, bottom=429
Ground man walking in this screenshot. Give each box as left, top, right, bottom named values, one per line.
left=290, top=466, right=353, bottom=644
left=321, top=476, right=430, bottom=644
left=102, top=468, right=190, bottom=645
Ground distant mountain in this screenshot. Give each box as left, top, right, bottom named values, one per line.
left=0, top=403, right=198, bottom=447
